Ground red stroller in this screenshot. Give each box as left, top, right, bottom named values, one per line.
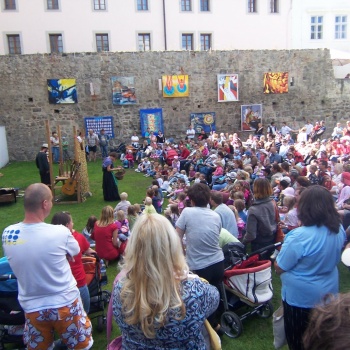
left=220, top=242, right=281, bottom=338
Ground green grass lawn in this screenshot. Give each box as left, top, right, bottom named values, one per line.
left=1, top=160, right=350, bottom=349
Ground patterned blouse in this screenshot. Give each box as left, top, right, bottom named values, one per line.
left=113, top=277, right=219, bottom=349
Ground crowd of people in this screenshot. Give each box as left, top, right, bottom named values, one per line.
left=5, top=118, right=350, bottom=349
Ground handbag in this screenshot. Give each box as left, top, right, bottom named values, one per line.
left=272, top=305, right=287, bottom=349
left=273, top=203, right=285, bottom=250
left=106, top=271, right=126, bottom=350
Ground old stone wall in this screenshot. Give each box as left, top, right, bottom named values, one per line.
left=0, top=49, right=349, bottom=161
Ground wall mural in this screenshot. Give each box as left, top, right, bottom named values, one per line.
left=47, top=79, right=77, bottom=104
left=263, top=72, right=289, bottom=94
left=111, top=76, right=137, bottom=105
left=217, top=74, right=239, bottom=102
left=162, top=75, right=189, bottom=97
left=140, top=109, right=164, bottom=136
left=241, top=104, right=262, bottom=131
left=190, top=112, right=216, bottom=134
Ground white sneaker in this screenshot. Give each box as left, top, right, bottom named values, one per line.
left=135, top=169, right=140, bottom=172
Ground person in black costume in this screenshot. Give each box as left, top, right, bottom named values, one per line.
left=102, top=152, right=122, bottom=201
left=35, top=143, right=51, bottom=186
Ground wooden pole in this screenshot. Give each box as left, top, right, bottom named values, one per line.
left=45, top=120, right=54, bottom=196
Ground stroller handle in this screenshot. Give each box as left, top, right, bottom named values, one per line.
left=247, top=242, right=282, bottom=259
left=0, top=274, right=17, bottom=281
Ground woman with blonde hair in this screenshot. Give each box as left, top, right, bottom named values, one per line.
left=91, top=206, right=121, bottom=263
left=113, top=213, right=219, bottom=349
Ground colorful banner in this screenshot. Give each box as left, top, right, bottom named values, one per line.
left=111, top=76, right=137, bottom=105
left=241, top=105, right=262, bottom=131
left=47, top=79, right=77, bottom=104
left=217, top=74, right=239, bottom=102
left=140, top=109, right=164, bottom=136
left=263, top=72, right=288, bottom=94
left=162, top=75, right=189, bottom=97
left=84, top=116, right=114, bottom=138
left=190, top=112, right=216, bottom=133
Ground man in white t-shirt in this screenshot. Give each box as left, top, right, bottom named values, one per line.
left=3, top=183, right=93, bottom=350
left=186, top=124, right=196, bottom=139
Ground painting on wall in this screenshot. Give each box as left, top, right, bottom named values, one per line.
left=47, top=79, right=77, bottom=104
left=162, top=75, right=189, bottom=97
left=217, top=74, right=239, bottom=102
left=111, top=76, right=137, bottom=105
left=84, top=116, right=114, bottom=138
left=140, top=109, right=164, bottom=137
left=263, top=72, right=289, bottom=94
left=241, top=104, right=262, bottom=131
left=190, top=112, right=216, bottom=134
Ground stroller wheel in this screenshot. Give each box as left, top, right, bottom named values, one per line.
left=256, top=301, right=274, bottom=319
left=97, top=315, right=104, bottom=332
left=220, top=311, right=242, bottom=338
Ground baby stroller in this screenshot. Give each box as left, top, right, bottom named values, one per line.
left=0, top=257, right=25, bottom=350
left=110, top=142, right=126, bottom=155
left=82, top=254, right=111, bottom=332
left=220, top=242, right=281, bottom=338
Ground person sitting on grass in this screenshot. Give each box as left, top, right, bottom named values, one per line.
left=114, top=192, right=131, bottom=216
left=125, top=150, right=134, bottom=168
left=143, top=196, right=157, bottom=214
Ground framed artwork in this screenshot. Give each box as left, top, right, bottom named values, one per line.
left=217, top=74, right=239, bottom=102
left=111, top=76, right=137, bottom=105
left=47, top=79, right=77, bottom=104
left=84, top=116, right=114, bottom=138
left=263, top=72, right=289, bottom=94
left=190, top=112, right=216, bottom=134
left=162, top=75, right=189, bottom=97
left=241, top=105, right=262, bottom=131
left=140, top=109, right=164, bottom=137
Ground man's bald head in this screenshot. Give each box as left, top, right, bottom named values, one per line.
left=24, top=183, right=52, bottom=213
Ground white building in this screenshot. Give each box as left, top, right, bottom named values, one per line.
left=0, top=0, right=349, bottom=57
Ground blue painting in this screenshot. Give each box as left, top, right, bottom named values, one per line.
left=190, top=112, right=216, bottom=133
left=111, top=76, right=137, bottom=105
left=140, top=109, right=164, bottom=137
left=47, top=79, right=77, bottom=104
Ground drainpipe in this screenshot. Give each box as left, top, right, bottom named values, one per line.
left=162, top=0, right=167, bottom=50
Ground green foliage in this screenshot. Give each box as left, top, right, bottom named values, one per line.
left=0, top=160, right=349, bottom=349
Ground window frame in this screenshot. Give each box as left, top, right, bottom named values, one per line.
left=95, top=33, right=110, bottom=52
left=46, top=0, right=59, bottom=10
left=93, top=0, right=107, bottom=11
left=247, top=0, right=257, bottom=13
left=7, top=34, right=21, bottom=54
left=270, top=0, right=278, bottom=14
left=181, top=0, right=192, bottom=12
left=138, top=33, right=151, bottom=51
left=310, top=15, right=323, bottom=40
left=200, top=0, right=209, bottom=12
left=200, top=33, right=211, bottom=51
left=335, top=15, right=347, bottom=40
left=137, top=0, right=148, bottom=11
left=182, top=33, right=193, bottom=50
left=49, top=34, right=63, bottom=54
left=4, top=0, right=16, bottom=10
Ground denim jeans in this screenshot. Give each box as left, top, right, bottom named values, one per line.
left=52, top=147, right=59, bottom=163
left=79, top=284, right=90, bottom=314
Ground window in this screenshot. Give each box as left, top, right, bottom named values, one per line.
left=49, top=34, right=63, bottom=53
left=47, top=0, right=59, bottom=10
left=96, top=34, right=109, bottom=52
left=311, top=16, right=323, bottom=40
left=138, top=33, right=151, bottom=51
left=200, top=34, right=211, bottom=50
left=335, top=15, right=347, bottom=39
left=181, top=0, right=191, bottom=11
left=137, top=0, right=148, bottom=11
left=94, top=0, right=106, bottom=10
left=4, top=0, right=16, bottom=10
left=200, top=0, right=209, bottom=11
left=270, top=0, right=278, bottom=13
left=7, top=35, right=21, bottom=54
left=182, top=34, right=193, bottom=50
left=248, top=0, right=256, bottom=13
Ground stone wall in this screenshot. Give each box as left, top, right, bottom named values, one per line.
left=0, top=49, right=349, bottom=161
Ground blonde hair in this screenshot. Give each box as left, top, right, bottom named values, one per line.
left=116, top=210, right=125, bottom=221
left=283, top=196, right=296, bottom=211
left=120, top=192, right=128, bottom=200
left=144, top=197, right=152, bottom=206
left=120, top=214, right=188, bottom=338
left=97, top=206, right=115, bottom=227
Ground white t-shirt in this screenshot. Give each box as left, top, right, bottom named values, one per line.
left=186, top=128, right=195, bottom=139
left=3, top=222, right=80, bottom=312
left=131, top=135, right=139, bottom=146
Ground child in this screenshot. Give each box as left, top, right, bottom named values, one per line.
left=193, top=172, right=201, bottom=183
left=144, top=161, right=156, bottom=177
left=125, top=150, right=134, bottom=168
left=133, top=203, right=142, bottom=215
left=308, top=164, right=319, bottom=185
left=228, top=205, right=246, bottom=241
left=160, top=175, right=171, bottom=193
left=180, top=170, right=190, bottom=185
left=114, top=192, right=131, bottom=216
left=152, top=185, right=163, bottom=213
left=115, top=210, right=130, bottom=242
left=82, top=215, right=97, bottom=247
left=176, top=192, right=187, bottom=214
left=198, top=173, right=208, bottom=185
left=172, top=156, right=180, bottom=172
left=188, top=165, right=196, bottom=181
left=127, top=205, right=138, bottom=231
left=155, top=172, right=163, bottom=187
left=164, top=204, right=180, bottom=227
left=280, top=196, right=298, bottom=233
left=143, top=196, right=157, bottom=214
left=210, top=160, right=224, bottom=187
left=234, top=199, right=247, bottom=223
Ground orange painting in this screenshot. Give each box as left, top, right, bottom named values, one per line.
left=263, top=72, right=288, bottom=94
